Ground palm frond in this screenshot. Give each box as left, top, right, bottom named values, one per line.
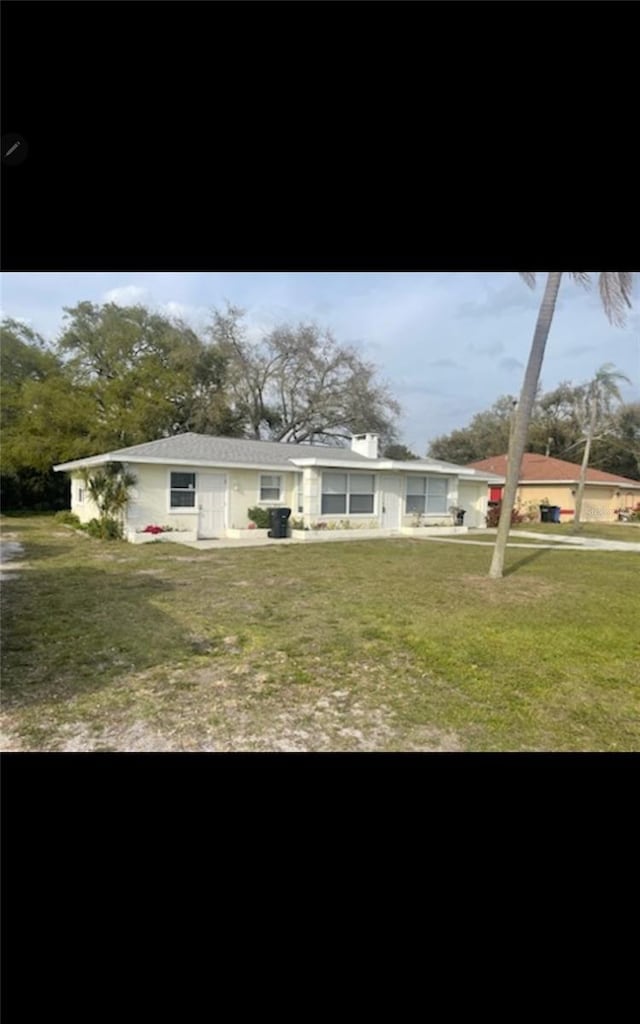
left=519, top=273, right=536, bottom=289
left=569, top=272, right=591, bottom=289
left=598, top=272, right=634, bottom=327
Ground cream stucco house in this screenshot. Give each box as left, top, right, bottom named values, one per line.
left=54, top=432, right=503, bottom=542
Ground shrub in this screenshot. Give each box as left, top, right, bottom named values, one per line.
left=486, top=501, right=524, bottom=528
left=290, top=517, right=305, bottom=530
left=86, top=516, right=123, bottom=540
left=247, top=506, right=270, bottom=529
left=54, top=511, right=81, bottom=527
left=522, top=501, right=540, bottom=523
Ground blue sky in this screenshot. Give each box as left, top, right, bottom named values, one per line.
left=2, top=272, right=638, bottom=453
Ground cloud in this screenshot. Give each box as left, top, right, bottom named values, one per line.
left=467, top=339, right=504, bottom=357
left=395, top=381, right=448, bottom=398
left=428, top=358, right=459, bottom=368
left=499, top=357, right=524, bottom=373
left=563, top=344, right=597, bottom=357
left=457, top=280, right=540, bottom=319
left=158, top=301, right=211, bottom=325
left=103, top=285, right=149, bottom=305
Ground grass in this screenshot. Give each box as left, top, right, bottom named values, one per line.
left=453, top=521, right=640, bottom=546
left=511, top=522, right=640, bottom=543
left=2, top=514, right=639, bottom=751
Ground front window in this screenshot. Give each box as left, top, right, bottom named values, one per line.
left=406, top=476, right=448, bottom=515
left=321, top=472, right=374, bottom=515
left=321, top=473, right=347, bottom=514
left=348, top=473, right=375, bottom=514
left=170, top=471, right=196, bottom=508
left=295, top=473, right=304, bottom=514
left=260, top=474, right=281, bottom=501
left=77, top=486, right=85, bottom=504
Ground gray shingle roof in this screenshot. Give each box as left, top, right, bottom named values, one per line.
left=54, top=432, right=503, bottom=478
left=82, top=433, right=377, bottom=467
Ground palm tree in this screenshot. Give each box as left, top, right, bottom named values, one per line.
left=489, top=272, right=634, bottom=579
left=81, top=461, right=137, bottom=537
left=571, top=363, right=631, bottom=532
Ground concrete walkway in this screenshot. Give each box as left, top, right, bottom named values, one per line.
left=178, top=530, right=640, bottom=553
left=501, top=530, right=640, bottom=552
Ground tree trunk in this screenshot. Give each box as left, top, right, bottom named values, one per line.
left=489, top=272, right=564, bottom=579
left=571, top=404, right=596, bottom=532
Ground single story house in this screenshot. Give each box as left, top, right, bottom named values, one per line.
left=54, top=432, right=503, bottom=541
left=467, top=452, right=640, bottom=523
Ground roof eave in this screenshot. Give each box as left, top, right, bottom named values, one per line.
left=519, top=478, right=640, bottom=488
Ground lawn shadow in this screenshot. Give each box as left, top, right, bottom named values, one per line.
left=503, top=547, right=551, bottom=577
left=1, top=563, right=188, bottom=711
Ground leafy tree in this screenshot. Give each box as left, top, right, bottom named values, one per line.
left=58, top=302, right=237, bottom=447
left=530, top=382, right=586, bottom=456
left=428, top=380, right=639, bottom=479
left=589, top=402, right=640, bottom=480
left=383, top=443, right=420, bottom=460
left=489, top=273, right=634, bottom=580
left=571, top=364, right=630, bottom=531
left=428, top=395, right=519, bottom=463
left=208, top=305, right=401, bottom=447
left=0, top=319, right=75, bottom=509
left=2, top=305, right=240, bottom=510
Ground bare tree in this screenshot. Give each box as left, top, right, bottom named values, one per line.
left=208, top=305, right=400, bottom=446
left=489, top=273, right=634, bottom=579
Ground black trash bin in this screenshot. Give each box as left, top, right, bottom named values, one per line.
left=539, top=504, right=552, bottom=523
left=268, top=507, right=291, bottom=539
left=455, top=509, right=466, bottom=525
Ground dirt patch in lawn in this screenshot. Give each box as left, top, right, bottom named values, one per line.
left=0, top=720, right=25, bottom=751
left=2, top=656, right=465, bottom=753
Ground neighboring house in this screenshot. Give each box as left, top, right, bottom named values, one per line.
left=467, top=453, right=640, bottom=523
left=54, top=432, right=502, bottom=541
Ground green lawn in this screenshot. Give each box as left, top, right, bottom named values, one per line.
left=2, top=515, right=639, bottom=751
left=511, top=522, right=640, bottom=543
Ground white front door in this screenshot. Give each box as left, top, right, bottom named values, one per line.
left=198, top=474, right=226, bottom=538
left=380, top=475, right=402, bottom=530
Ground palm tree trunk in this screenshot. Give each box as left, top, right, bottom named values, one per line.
left=571, top=405, right=596, bottom=532
left=489, top=272, right=564, bottom=579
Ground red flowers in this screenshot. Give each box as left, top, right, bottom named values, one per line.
left=143, top=525, right=164, bottom=534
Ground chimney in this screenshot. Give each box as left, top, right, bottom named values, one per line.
left=351, top=433, right=379, bottom=459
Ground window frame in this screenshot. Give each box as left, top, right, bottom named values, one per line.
left=405, top=476, right=449, bottom=515
left=295, top=472, right=304, bottom=514
left=259, top=474, right=282, bottom=504
left=321, top=471, right=376, bottom=517
left=169, top=470, right=197, bottom=511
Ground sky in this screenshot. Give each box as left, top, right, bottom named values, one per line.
left=2, top=272, right=638, bottom=453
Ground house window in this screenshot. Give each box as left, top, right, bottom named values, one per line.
left=321, top=473, right=375, bottom=515
left=295, top=473, right=304, bottom=514
left=321, top=473, right=347, bottom=514
left=77, top=486, right=85, bottom=504
left=170, top=471, right=196, bottom=508
left=260, top=475, right=281, bottom=502
left=406, top=477, right=448, bottom=514
left=348, top=473, right=375, bottom=514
